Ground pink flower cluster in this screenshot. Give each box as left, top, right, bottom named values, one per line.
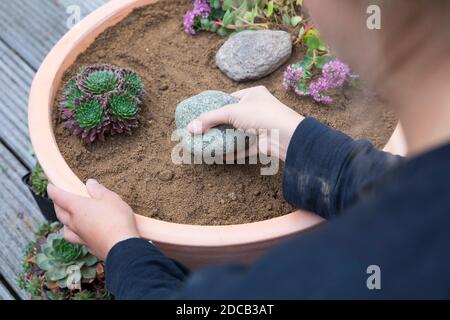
left=309, top=59, right=351, bottom=104
left=282, top=64, right=308, bottom=97
left=183, top=0, right=211, bottom=35
left=283, top=59, right=351, bottom=105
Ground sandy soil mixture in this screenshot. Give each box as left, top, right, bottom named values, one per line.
left=53, top=0, right=396, bottom=225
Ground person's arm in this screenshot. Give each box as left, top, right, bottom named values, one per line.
left=187, top=86, right=402, bottom=218
left=282, top=117, right=402, bottom=218
left=105, top=238, right=188, bottom=299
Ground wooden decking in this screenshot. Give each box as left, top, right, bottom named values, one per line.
left=0, top=0, right=108, bottom=300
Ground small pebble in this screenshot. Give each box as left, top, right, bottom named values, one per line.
left=157, top=170, right=174, bottom=181
left=159, top=84, right=169, bottom=91
left=253, top=190, right=261, bottom=196
left=228, top=192, right=237, bottom=201
left=219, top=199, right=225, bottom=205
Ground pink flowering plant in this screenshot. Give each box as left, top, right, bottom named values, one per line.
left=283, top=28, right=354, bottom=104
left=184, top=0, right=304, bottom=37
left=183, top=1, right=353, bottom=105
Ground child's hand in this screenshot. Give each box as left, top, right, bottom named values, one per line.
left=47, top=179, right=139, bottom=260
left=187, top=86, right=304, bottom=161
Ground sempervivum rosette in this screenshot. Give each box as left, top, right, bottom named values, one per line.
left=59, top=64, right=145, bottom=144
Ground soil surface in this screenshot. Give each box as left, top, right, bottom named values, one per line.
left=53, top=0, right=396, bottom=225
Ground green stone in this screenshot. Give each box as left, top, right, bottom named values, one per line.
left=175, top=90, right=256, bottom=157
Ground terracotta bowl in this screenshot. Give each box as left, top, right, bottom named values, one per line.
left=28, top=0, right=407, bottom=268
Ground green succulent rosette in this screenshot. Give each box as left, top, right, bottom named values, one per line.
left=59, top=64, right=145, bottom=144
left=17, top=222, right=112, bottom=300
left=35, top=232, right=98, bottom=289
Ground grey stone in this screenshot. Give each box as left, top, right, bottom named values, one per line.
left=175, top=90, right=256, bottom=157
left=216, top=30, right=293, bottom=82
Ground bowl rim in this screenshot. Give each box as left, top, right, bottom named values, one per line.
left=28, top=0, right=406, bottom=248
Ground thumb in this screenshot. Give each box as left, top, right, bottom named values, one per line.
left=86, top=179, right=108, bottom=200
left=186, top=105, right=235, bottom=134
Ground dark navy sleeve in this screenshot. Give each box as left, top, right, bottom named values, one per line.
left=105, top=238, right=189, bottom=300
left=105, top=118, right=406, bottom=300
left=282, top=117, right=402, bottom=219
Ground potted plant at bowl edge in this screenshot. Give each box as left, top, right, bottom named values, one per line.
left=17, top=222, right=112, bottom=300
left=22, top=163, right=57, bottom=222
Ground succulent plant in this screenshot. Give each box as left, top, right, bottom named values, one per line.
left=73, top=290, right=96, bottom=300
left=30, top=163, right=48, bottom=197
left=17, top=223, right=111, bottom=300
left=35, top=232, right=98, bottom=290
left=22, top=275, right=43, bottom=299
left=60, top=64, right=145, bottom=144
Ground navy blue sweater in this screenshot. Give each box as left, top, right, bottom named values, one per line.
left=105, top=117, right=450, bottom=299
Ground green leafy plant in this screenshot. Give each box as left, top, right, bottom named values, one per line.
left=30, top=163, right=48, bottom=197
left=17, top=222, right=111, bottom=300
left=184, top=0, right=305, bottom=38
left=298, top=28, right=331, bottom=69
left=60, top=64, right=145, bottom=144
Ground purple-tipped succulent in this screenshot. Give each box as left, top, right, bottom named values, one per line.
left=59, top=64, right=145, bottom=144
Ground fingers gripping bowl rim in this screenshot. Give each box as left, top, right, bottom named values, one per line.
left=28, top=0, right=406, bottom=267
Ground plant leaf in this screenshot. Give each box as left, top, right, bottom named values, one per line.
left=306, top=34, right=321, bottom=49
left=291, top=16, right=302, bottom=27
left=81, top=266, right=97, bottom=280
left=35, top=254, right=52, bottom=271
left=316, top=54, right=333, bottom=68
left=46, top=290, right=62, bottom=300
left=298, top=82, right=310, bottom=94
left=212, top=0, right=221, bottom=10
left=266, top=0, right=274, bottom=17
left=300, top=55, right=314, bottom=70
left=222, top=0, right=233, bottom=11
left=46, top=267, right=67, bottom=281
left=283, top=12, right=291, bottom=25
left=217, top=27, right=229, bottom=37
left=316, top=37, right=327, bottom=51
left=82, top=254, right=98, bottom=267
left=222, top=10, right=236, bottom=26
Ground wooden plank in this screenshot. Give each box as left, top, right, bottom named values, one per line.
left=0, top=41, right=35, bottom=168
left=0, top=143, right=46, bottom=299
left=0, top=0, right=108, bottom=300
left=0, top=282, right=15, bottom=300
left=0, top=0, right=108, bottom=168
left=0, top=0, right=108, bottom=69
